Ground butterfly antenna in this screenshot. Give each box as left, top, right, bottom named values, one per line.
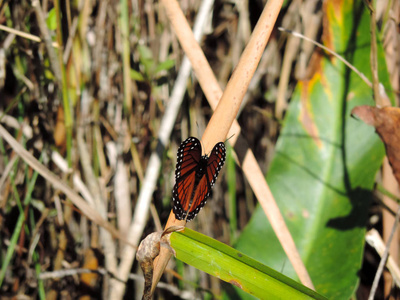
left=196, top=121, right=202, bottom=140
left=199, top=136, right=206, bottom=156
left=195, top=122, right=207, bottom=155
left=225, top=133, right=235, bottom=143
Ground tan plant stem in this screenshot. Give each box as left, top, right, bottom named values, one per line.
left=76, top=127, right=118, bottom=278
left=108, top=0, right=215, bottom=298
left=120, top=0, right=132, bottom=113
left=151, top=0, right=315, bottom=293
left=381, top=159, right=399, bottom=296
left=276, top=24, right=300, bottom=119
left=201, top=0, right=278, bottom=149
left=0, top=24, right=58, bottom=46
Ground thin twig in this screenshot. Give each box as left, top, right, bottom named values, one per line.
left=0, top=155, right=18, bottom=207
left=76, top=126, right=118, bottom=277
left=0, top=24, right=58, bottom=47
left=51, top=151, right=95, bottom=207
left=62, top=16, right=79, bottom=64
left=39, top=268, right=195, bottom=298
left=31, top=0, right=62, bottom=85
left=366, top=229, right=400, bottom=288
left=120, top=0, right=132, bottom=112
left=278, top=27, right=373, bottom=88
left=276, top=21, right=300, bottom=119
left=363, top=0, right=381, bottom=105
left=368, top=206, right=400, bottom=300
left=275, top=1, right=301, bottom=119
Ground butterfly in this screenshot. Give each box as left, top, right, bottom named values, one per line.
left=172, top=137, right=226, bottom=221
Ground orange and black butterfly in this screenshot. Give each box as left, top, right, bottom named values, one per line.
left=172, top=137, right=226, bottom=221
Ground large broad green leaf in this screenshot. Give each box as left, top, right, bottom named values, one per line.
left=233, top=1, right=392, bottom=299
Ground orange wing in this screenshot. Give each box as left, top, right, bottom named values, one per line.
left=172, top=137, right=202, bottom=220
left=185, top=142, right=226, bottom=220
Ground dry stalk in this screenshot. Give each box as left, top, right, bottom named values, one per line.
left=150, top=0, right=315, bottom=294
left=76, top=126, right=118, bottom=278
left=0, top=124, right=132, bottom=248
left=109, top=0, right=216, bottom=297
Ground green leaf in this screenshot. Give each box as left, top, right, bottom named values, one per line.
left=154, top=59, right=175, bottom=74
left=171, top=228, right=327, bottom=300
left=227, top=145, right=238, bottom=243
left=46, top=8, right=57, bottom=31
left=234, top=1, right=393, bottom=299
left=138, top=45, right=154, bottom=75
left=130, top=69, right=145, bottom=82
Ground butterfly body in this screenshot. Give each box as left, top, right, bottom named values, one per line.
left=195, top=156, right=210, bottom=180
left=172, top=137, right=226, bottom=221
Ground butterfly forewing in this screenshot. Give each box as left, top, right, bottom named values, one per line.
left=175, top=137, right=201, bottom=180
left=173, top=137, right=202, bottom=220
left=172, top=137, right=226, bottom=221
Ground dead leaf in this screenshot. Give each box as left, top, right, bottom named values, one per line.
left=352, top=105, right=400, bottom=184
left=136, top=226, right=184, bottom=300
left=80, top=249, right=99, bottom=288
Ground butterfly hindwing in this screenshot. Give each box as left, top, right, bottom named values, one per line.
left=187, top=142, right=226, bottom=220
left=206, top=142, right=226, bottom=188
left=186, top=172, right=209, bottom=220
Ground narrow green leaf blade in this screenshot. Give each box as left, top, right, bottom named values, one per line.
left=170, top=228, right=327, bottom=300
left=154, top=59, right=175, bottom=74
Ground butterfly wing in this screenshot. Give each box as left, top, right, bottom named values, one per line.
left=205, top=142, right=226, bottom=188
left=185, top=142, right=226, bottom=221
left=172, top=137, right=202, bottom=220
